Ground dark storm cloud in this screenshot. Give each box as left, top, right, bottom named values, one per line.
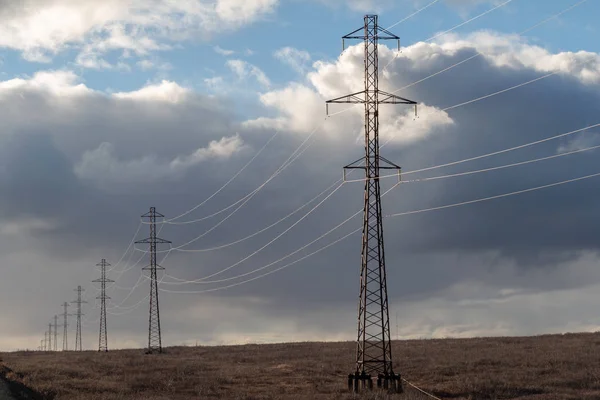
left=2, top=32, right=600, bottom=349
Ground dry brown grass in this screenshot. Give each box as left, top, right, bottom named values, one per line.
left=3, top=333, right=600, bottom=399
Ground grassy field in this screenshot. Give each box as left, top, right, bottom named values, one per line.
left=3, top=333, right=600, bottom=399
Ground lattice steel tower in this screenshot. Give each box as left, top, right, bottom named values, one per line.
left=93, top=259, right=114, bottom=352
left=47, top=324, right=52, bottom=352
left=136, top=207, right=171, bottom=354
left=71, top=286, right=87, bottom=351
left=53, top=315, right=59, bottom=351
left=45, top=325, right=50, bottom=351
left=62, top=302, right=69, bottom=351
left=326, top=15, right=417, bottom=393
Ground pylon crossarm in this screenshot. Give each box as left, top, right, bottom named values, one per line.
left=326, top=90, right=367, bottom=105
left=141, top=210, right=165, bottom=218
left=377, top=91, right=417, bottom=105
left=142, top=265, right=165, bottom=270
left=379, top=156, right=401, bottom=170
left=343, top=29, right=400, bottom=41
left=136, top=237, right=172, bottom=244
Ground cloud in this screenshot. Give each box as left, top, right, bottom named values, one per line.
left=0, top=0, right=279, bottom=64
left=274, top=47, right=311, bottom=74
left=75, top=135, right=245, bottom=185
left=2, top=30, right=600, bottom=352
left=204, top=76, right=228, bottom=93
left=112, top=80, right=190, bottom=103
left=214, top=45, right=235, bottom=56
left=436, top=32, right=600, bottom=84
left=315, top=0, right=394, bottom=12
left=135, top=59, right=172, bottom=71
left=556, top=131, right=600, bottom=154
left=226, top=59, right=271, bottom=88
left=0, top=69, right=92, bottom=97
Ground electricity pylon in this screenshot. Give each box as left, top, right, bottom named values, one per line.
left=93, top=259, right=114, bottom=352
left=47, top=323, right=53, bottom=352
left=53, top=315, right=59, bottom=351
left=62, top=302, right=69, bottom=351
left=136, top=207, right=171, bottom=354
left=326, top=14, right=417, bottom=393
left=71, top=286, right=87, bottom=351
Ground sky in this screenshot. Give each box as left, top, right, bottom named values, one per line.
left=1, top=0, right=600, bottom=354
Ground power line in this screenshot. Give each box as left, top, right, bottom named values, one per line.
left=331, top=0, right=589, bottom=119
left=104, top=249, right=173, bottom=319
left=147, top=2, right=584, bottom=274
left=386, top=171, right=600, bottom=218
left=167, top=129, right=281, bottom=222
left=441, top=71, right=557, bottom=112
left=385, top=0, right=588, bottom=96
left=161, top=169, right=600, bottom=295
left=160, top=118, right=600, bottom=287
left=163, top=66, right=570, bottom=257
left=162, top=182, right=362, bottom=286
left=346, top=135, right=600, bottom=184
left=382, top=0, right=515, bottom=71
left=169, top=182, right=345, bottom=284
left=385, top=0, right=442, bottom=31
left=169, top=179, right=342, bottom=253
left=165, top=123, right=324, bottom=226
left=425, top=0, right=515, bottom=43
left=400, top=122, right=600, bottom=176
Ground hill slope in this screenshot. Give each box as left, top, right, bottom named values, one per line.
left=2, top=333, right=600, bottom=399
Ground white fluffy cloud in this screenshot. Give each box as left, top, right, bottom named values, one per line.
left=0, top=69, right=92, bottom=97
left=226, top=59, right=271, bottom=88
left=75, top=135, right=245, bottom=184
left=274, top=47, right=312, bottom=74
left=315, top=0, right=394, bottom=12
left=248, top=31, right=600, bottom=146
left=435, top=32, right=600, bottom=84
left=2, top=26, right=600, bottom=352
left=112, top=80, right=191, bottom=103
left=0, top=0, right=279, bottom=64
left=214, top=45, right=235, bottom=56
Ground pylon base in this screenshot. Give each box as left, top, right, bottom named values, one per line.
left=347, top=372, right=402, bottom=393
left=348, top=372, right=372, bottom=392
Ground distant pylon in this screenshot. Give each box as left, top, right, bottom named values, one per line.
left=48, top=323, right=52, bottom=352
left=136, top=207, right=171, bottom=354
left=53, top=315, right=59, bottom=351
left=62, top=302, right=70, bottom=351
left=71, top=286, right=87, bottom=351
left=39, top=339, right=44, bottom=352
left=326, top=14, right=417, bottom=393
left=93, top=259, right=114, bottom=352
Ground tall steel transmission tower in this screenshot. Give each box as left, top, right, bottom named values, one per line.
left=71, top=286, right=87, bottom=351
left=62, top=302, right=70, bottom=351
left=53, top=315, right=59, bottom=351
left=136, top=207, right=171, bottom=354
left=326, top=15, right=417, bottom=393
left=93, top=259, right=113, bottom=352
left=47, top=323, right=53, bottom=352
